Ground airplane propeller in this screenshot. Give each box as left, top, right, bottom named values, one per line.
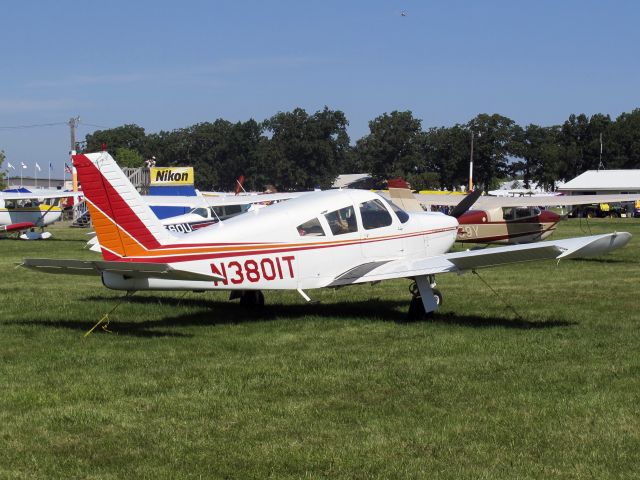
left=449, top=189, right=482, bottom=218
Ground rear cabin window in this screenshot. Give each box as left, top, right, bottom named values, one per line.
left=359, top=199, right=393, bottom=230
left=324, top=206, right=358, bottom=235
left=297, top=217, right=326, bottom=237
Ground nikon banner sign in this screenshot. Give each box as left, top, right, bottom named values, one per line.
left=150, top=167, right=194, bottom=186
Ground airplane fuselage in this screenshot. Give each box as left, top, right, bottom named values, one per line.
left=456, top=207, right=560, bottom=245
left=99, top=189, right=459, bottom=291
left=0, top=199, right=62, bottom=228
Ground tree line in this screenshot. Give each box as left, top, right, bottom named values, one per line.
left=82, top=107, right=640, bottom=192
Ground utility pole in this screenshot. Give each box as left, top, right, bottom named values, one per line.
left=468, top=130, right=481, bottom=192
left=469, top=131, right=474, bottom=192
left=68, top=116, right=80, bottom=154
left=68, top=116, right=80, bottom=192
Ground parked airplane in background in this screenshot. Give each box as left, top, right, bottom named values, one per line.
left=389, top=188, right=640, bottom=245
left=0, top=190, right=78, bottom=239
left=22, top=152, right=632, bottom=320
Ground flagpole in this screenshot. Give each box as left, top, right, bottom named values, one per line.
left=35, top=165, right=38, bottom=188
left=20, top=165, right=23, bottom=187
left=48, top=163, right=51, bottom=189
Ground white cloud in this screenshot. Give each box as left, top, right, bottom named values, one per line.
left=0, top=98, right=85, bottom=112
left=25, top=56, right=326, bottom=89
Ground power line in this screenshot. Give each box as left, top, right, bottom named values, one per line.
left=0, top=121, right=68, bottom=129
left=78, top=121, right=112, bottom=129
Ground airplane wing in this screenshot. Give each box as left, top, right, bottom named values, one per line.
left=200, top=191, right=308, bottom=206
left=21, top=258, right=224, bottom=282
left=413, top=192, right=640, bottom=209
left=328, top=232, right=631, bottom=286
left=142, top=192, right=306, bottom=208
left=0, top=191, right=81, bottom=201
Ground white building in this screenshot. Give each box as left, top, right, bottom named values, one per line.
left=559, top=170, right=640, bottom=195
left=332, top=173, right=372, bottom=189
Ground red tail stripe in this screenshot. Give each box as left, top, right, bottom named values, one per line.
left=73, top=154, right=161, bottom=250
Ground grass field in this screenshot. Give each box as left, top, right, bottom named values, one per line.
left=1, top=220, right=639, bottom=479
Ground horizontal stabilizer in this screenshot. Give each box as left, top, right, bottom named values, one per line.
left=1, top=222, right=35, bottom=233
left=21, top=258, right=223, bottom=282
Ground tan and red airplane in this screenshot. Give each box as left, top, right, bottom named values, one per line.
left=21, top=152, right=632, bottom=320
left=389, top=189, right=640, bottom=245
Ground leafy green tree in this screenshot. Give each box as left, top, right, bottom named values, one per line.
left=145, top=119, right=266, bottom=191
left=114, top=147, right=144, bottom=168
left=355, top=111, right=424, bottom=183
left=85, top=124, right=147, bottom=154
left=262, top=107, right=350, bottom=189
left=558, top=113, right=590, bottom=179
left=422, top=125, right=470, bottom=190
left=513, top=124, right=564, bottom=190
left=467, top=114, right=518, bottom=192
left=607, top=109, right=640, bottom=169
left=0, top=150, right=6, bottom=189
left=147, top=121, right=232, bottom=190
left=217, top=119, right=267, bottom=191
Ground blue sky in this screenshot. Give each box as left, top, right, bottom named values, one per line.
left=1, top=0, right=639, bottom=177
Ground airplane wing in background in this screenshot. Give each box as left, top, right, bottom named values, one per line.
left=143, top=191, right=307, bottom=208
left=413, top=192, right=640, bottom=209
left=200, top=191, right=308, bottom=206
left=328, top=232, right=631, bottom=286
left=0, top=191, right=81, bottom=201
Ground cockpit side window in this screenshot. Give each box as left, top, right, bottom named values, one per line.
left=503, top=207, right=514, bottom=220
left=324, top=206, right=358, bottom=235
left=297, top=217, right=326, bottom=237
left=385, top=199, right=410, bottom=223
left=359, top=199, right=393, bottom=230
left=192, top=207, right=209, bottom=218
left=515, top=207, right=532, bottom=219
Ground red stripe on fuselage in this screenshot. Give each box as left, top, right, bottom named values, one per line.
left=104, top=227, right=458, bottom=264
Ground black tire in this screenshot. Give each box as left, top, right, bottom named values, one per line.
left=406, top=289, right=442, bottom=322
left=239, top=290, right=265, bottom=307
left=406, top=295, right=425, bottom=321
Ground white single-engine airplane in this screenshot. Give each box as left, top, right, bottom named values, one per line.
left=22, top=152, right=632, bottom=319
left=0, top=190, right=77, bottom=239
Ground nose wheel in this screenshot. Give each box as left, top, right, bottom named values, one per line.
left=407, top=277, right=442, bottom=321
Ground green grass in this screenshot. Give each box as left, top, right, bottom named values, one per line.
left=1, top=220, right=639, bottom=479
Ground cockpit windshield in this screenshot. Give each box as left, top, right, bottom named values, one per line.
left=384, top=198, right=410, bottom=223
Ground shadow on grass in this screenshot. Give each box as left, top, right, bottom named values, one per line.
left=429, top=313, right=576, bottom=329
left=9, top=295, right=576, bottom=337
left=569, top=257, right=632, bottom=264
left=89, top=295, right=411, bottom=324
left=7, top=319, right=192, bottom=338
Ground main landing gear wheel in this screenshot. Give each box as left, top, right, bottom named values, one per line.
left=406, top=281, right=442, bottom=322
left=238, top=290, right=265, bottom=307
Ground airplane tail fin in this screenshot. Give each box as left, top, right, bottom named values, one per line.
left=72, top=152, right=176, bottom=260
left=388, top=187, right=424, bottom=213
